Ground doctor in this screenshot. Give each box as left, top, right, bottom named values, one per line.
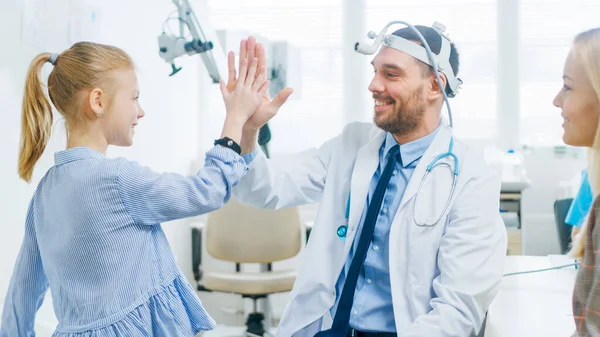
left=230, top=22, right=507, bottom=337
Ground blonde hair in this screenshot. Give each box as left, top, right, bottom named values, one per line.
left=568, top=27, right=600, bottom=259
left=18, top=42, right=134, bottom=182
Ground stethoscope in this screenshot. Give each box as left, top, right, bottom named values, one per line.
left=337, top=20, right=462, bottom=239
left=412, top=138, right=459, bottom=227
left=336, top=141, right=458, bottom=239
left=337, top=196, right=351, bottom=241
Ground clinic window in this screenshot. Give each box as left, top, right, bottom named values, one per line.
left=519, top=0, right=600, bottom=147
left=206, top=0, right=344, bottom=155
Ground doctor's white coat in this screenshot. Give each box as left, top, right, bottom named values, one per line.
left=233, top=122, right=507, bottom=337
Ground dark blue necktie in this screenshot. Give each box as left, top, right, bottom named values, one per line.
left=315, top=145, right=400, bottom=337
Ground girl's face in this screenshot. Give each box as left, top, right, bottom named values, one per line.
left=102, top=69, right=145, bottom=147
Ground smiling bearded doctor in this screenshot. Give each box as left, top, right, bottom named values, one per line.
left=230, top=21, right=507, bottom=337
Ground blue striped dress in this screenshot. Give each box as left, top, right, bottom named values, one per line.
left=0, top=146, right=247, bottom=337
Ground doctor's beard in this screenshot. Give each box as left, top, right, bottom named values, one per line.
left=373, top=84, right=426, bottom=136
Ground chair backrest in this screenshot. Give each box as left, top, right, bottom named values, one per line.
left=206, top=197, right=303, bottom=263
left=554, top=198, right=574, bottom=254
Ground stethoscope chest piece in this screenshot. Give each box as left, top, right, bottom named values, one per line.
left=337, top=225, right=347, bottom=238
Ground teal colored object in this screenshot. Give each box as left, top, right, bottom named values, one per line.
left=565, top=169, right=593, bottom=228
left=337, top=195, right=351, bottom=241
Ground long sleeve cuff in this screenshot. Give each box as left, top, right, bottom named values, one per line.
left=242, top=147, right=261, bottom=165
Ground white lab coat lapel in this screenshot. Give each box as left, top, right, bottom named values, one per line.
left=344, top=129, right=386, bottom=254
left=398, top=124, right=453, bottom=212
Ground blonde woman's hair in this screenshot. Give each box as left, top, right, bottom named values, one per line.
left=568, top=27, right=600, bottom=259
left=18, top=42, right=134, bottom=182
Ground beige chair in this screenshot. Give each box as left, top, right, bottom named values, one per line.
left=192, top=197, right=303, bottom=336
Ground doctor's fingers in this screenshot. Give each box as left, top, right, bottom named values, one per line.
left=247, top=36, right=256, bottom=60
left=252, top=66, right=267, bottom=91
left=256, top=43, right=271, bottom=100
left=244, top=58, right=259, bottom=88
left=258, top=80, right=270, bottom=97
left=270, top=87, right=294, bottom=109
left=256, top=43, right=267, bottom=78
left=236, top=58, right=250, bottom=88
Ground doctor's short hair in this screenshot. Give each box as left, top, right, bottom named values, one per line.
left=391, top=25, right=460, bottom=78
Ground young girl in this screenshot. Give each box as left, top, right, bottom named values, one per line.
left=553, top=28, right=600, bottom=336
left=0, top=41, right=269, bottom=336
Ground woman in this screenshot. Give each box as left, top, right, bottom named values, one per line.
left=554, top=27, right=600, bottom=336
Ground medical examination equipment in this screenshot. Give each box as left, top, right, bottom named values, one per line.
left=157, top=2, right=302, bottom=94
left=337, top=21, right=463, bottom=232
left=158, top=0, right=226, bottom=79
left=158, top=4, right=302, bottom=157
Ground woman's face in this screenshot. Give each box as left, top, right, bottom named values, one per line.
left=553, top=49, right=600, bottom=147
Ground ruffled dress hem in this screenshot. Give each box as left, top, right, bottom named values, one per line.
left=51, top=274, right=215, bottom=337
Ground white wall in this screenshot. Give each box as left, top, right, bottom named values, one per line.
left=520, top=147, right=586, bottom=255
left=463, top=139, right=586, bottom=256
left=0, top=0, right=212, bottom=334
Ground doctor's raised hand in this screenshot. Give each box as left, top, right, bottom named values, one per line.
left=224, top=36, right=294, bottom=153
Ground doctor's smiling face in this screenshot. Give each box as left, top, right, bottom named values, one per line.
left=369, top=46, right=428, bottom=137
left=368, top=26, right=459, bottom=143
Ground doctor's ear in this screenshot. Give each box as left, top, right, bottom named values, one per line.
left=427, top=72, right=447, bottom=100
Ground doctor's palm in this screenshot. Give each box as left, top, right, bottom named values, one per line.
left=245, top=87, right=293, bottom=130
left=227, top=73, right=292, bottom=130
left=225, top=40, right=293, bottom=131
